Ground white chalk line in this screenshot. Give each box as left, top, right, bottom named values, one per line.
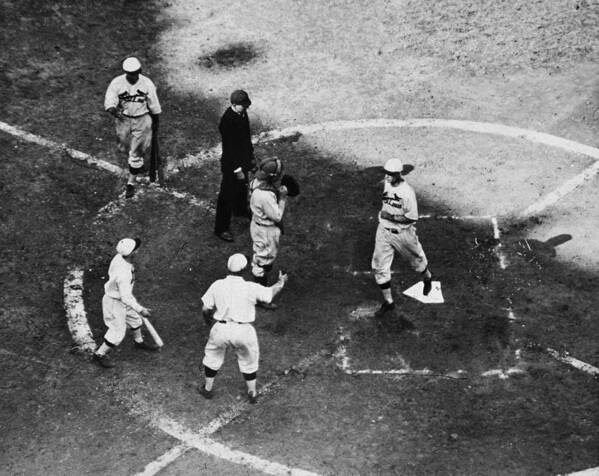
left=136, top=350, right=327, bottom=476
left=63, top=267, right=96, bottom=354
left=561, top=467, right=599, bottom=476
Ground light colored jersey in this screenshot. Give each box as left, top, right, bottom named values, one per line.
left=201, top=275, right=273, bottom=323
left=103, top=254, right=144, bottom=312
left=250, top=180, right=286, bottom=226
left=104, top=74, right=162, bottom=117
left=378, top=179, right=418, bottom=230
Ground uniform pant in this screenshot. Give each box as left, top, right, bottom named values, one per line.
left=214, top=173, right=250, bottom=233
left=102, top=295, right=143, bottom=346
left=250, top=221, right=280, bottom=278
left=202, top=322, right=259, bottom=374
left=115, top=114, right=152, bottom=167
left=371, top=223, right=428, bottom=285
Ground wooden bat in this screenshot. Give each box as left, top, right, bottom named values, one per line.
left=142, top=317, right=164, bottom=348
left=149, top=117, right=164, bottom=184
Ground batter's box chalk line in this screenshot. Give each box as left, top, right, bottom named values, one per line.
left=336, top=313, right=526, bottom=380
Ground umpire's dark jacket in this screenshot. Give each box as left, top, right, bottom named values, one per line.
left=219, top=107, right=254, bottom=174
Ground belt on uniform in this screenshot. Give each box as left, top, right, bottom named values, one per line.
left=253, top=221, right=276, bottom=227
left=122, top=113, right=149, bottom=118
left=215, top=320, right=249, bottom=324
left=385, top=227, right=402, bottom=234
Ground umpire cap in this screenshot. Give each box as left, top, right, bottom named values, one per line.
left=230, top=89, right=251, bottom=106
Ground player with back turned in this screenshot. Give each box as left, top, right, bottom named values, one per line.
left=371, top=158, right=433, bottom=318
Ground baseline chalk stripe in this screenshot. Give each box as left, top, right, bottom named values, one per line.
left=145, top=418, right=321, bottom=476
left=133, top=350, right=328, bottom=476
left=0, top=348, right=51, bottom=367
left=0, top=120, right=123, bottom=175
left=520, top=160, right=599, bottom=218
left=135, top=444, right=192, bottom=476
left=562, top=466, right=599, bottom=476
left=546, top=348, right=599, bottom=377
left=63, top=267, right=96, bottom=354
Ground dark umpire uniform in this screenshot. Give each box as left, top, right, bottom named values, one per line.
left=214, top=90, right=256, bottom=242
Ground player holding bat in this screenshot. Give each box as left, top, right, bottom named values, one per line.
left=92, top=238, right=160, bottom=368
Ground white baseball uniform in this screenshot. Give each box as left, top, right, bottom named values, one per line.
left=104, top=74, right=161, bottom=166
left=102, top=254, right=145, bottom=346
left=371, top=178, right=428, bottom=285
left=201, top=275, right=273, bottom=374
left=249, top=179, right=287, bottom=278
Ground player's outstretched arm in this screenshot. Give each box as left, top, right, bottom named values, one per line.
left=269, top=271, right=288, bottom=300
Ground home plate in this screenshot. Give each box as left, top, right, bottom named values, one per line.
left=403, top=281, right=444, bottom=303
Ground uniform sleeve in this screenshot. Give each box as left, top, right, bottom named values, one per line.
left=258, top=190, right=286, bottom=223
left=201, top=283, right=216, bottom=309
left=116, top=271, right=144, bottom=313
left=146, top=78, right=162, bottom=115
left=104, top=77, right=120, bottom=110
left=249, top=282, right=273, bottom=303
left=404, top=188, right=419, bottom=221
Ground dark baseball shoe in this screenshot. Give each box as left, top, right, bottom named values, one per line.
left=197, top=385, right=214, bottom=400
left=134, top=340, right=160, bottom=352
left=92, top=353, right=115, bottom=368
left=374, top=301, right=395, bottom=318
left=125, top=184, right=135, bottom=198
left=423, top=278, right=432, bottom=296
left=214, top=231, right=234, bottom=242
left=248, top=391, right=258, bottom=404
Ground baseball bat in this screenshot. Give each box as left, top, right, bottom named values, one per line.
left=142, top=317, right=164, bottom=348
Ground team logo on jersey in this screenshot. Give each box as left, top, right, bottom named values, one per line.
left=382, top=192, right=404, bottom=209
left=118, top=89, right=148, bottom=104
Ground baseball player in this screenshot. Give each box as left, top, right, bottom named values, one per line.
left=92, top=238, right=159, bottom=368
left=248, top=157, right=288, bottom=309
left=104, top=57, right=162, bottom=198
left=198, top=253, right=288, bottom=403
left=371, top=158, right=433, bottom=317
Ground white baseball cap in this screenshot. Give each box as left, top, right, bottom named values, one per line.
left=383, top=158, right=404, bottom=174
left=227, top=253, right=248, bottom=272
left=116, top=238, right=141, bottom=256
left=122, top=57, right=142, bottom=73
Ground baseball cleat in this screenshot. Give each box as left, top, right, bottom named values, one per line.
left=197, top=385, right=214, bottom=400
left=423, top=278, right=432, bottom=296
left=134, top=340, right=160, bottom=351
left=125, top=183, right=135, bottom=198
left=248, top=391, right=258, bottom=404
left=374, top=301, right=395, bottom=318
left=92, top=353, right=115, bottom=368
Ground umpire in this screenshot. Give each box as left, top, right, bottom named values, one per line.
left=214, top=90, right=256, bottom=242
left=198, top=254, right=288, bottom=403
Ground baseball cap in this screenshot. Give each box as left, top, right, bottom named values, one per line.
left=227, top=253, right=248, bottom=272
left=256, top=157, right=283, bottom=181
left=383, top=158, right=404, bottom=174
left=122, top=57, right=142, bottom=73
left=116, top=238, right=141, bottom=256
left=230, top=89, right=251, bottom=106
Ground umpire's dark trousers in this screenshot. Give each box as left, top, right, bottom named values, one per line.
left=214, top=173, right=250, bottom=234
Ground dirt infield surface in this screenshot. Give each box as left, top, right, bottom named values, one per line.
left=1, top=1, right=599, bottom=475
